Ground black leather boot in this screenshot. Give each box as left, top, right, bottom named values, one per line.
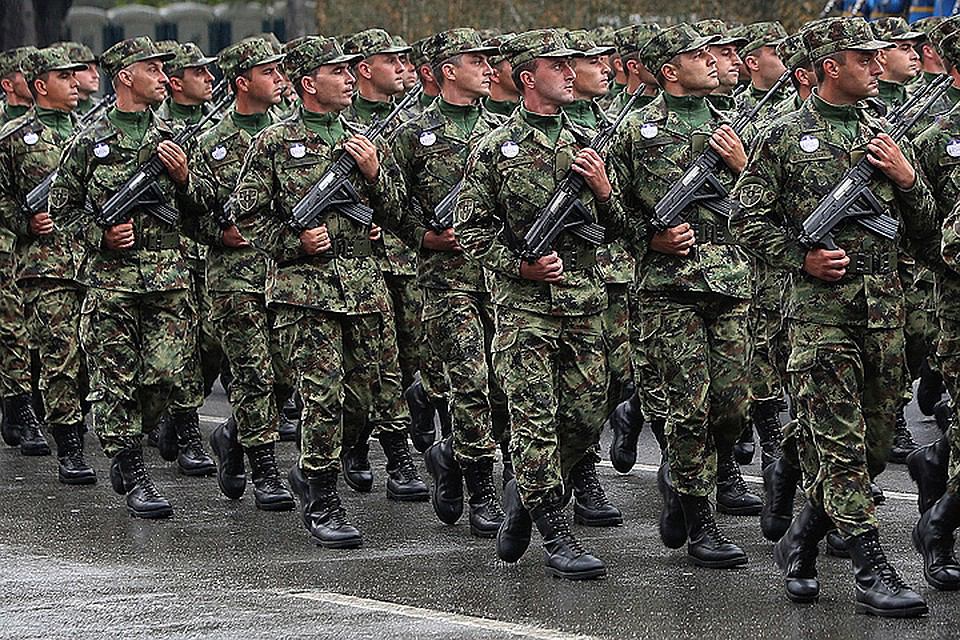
left=378, top=430, right=428, bottom=501
left=917, top=360, right=945, bottom=417
left=825, top=529, right=850, bottom=558
left=155, top=413, right=178, bottom=462
left=733, top=424, right=755, bottom=466
left=571, top=455, right=622, bottom=527
left=889, top=408, right=918, bottom=465
left=290, top=466, right=362, bottom=549
left=912, top=492, right=960, bottom=591
left=341, top=437, right=374, bottom=493
left=761, top=456, right=800, bottom=542
left=116, top=447, right=173, bottom=519
left=607, top=393, right=643, bottom=473
left=500, top=439, right=514, bottom=488
left=278, top=395, right=300, bottom=442
left=496, top=478, right=532, bottom=562
left=0, top=395, right=22, bottom=446
left=51, top=423, right=96, bottom=485
left=907, top=437, right=949, bottom=515
left=404, top=378, right=436, bottom=453
left=462, top=457, right=505, bottom=537
left=773, top=503, right=831, bottom=603
left=7, top=394, right=49, bottom=456
left=871, top=482, right=885, bottom=505
left=716, top=448, right=763, bottom=516
left=935, top=400, right=953, bottom=434
left=657, top=460, right=687, bottom=549
left=246, top=443, right=294, bottom=511
left=209, top=416, right=246, bottom=499
left=424, top=436, right=463, bottom=525
left=531, top=499, right=606, bottom=580
left=678, top=493, right=748, bottom=568
left=752, top=399, right=784, bottom=469
left=172, top=410, right=216, bottom=476
left=847, top=528, right=928, bottom=618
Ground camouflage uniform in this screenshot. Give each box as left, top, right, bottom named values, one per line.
left=0, top=48, right=36, bottom=126
left=733, top=22, right=796, bottom=117
left=50, top=41, right=99, bottom=117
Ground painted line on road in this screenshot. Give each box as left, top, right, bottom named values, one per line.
left=283, top=590, right=601, bottom=640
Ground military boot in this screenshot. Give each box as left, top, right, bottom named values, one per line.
left=889, top=408, right=919, bottom=464
left=246, top=443, right=295, bottom=511
left=773, top=502, right=831, bottom=603
left=209, top=416, right=246, bottom=499
left=500, top=439, right=514, bottom=488
left=289, top=466, right=362, bottom=549
left=6, top=394, right=49, bottom=456
left=752, top=399, right=784, bottom=469
left=917, top=360, right=945, bottom=417
left=607, top=393, right=643, bottom=473
left=912, top=492, right=960, bottom=591
left=496, top=478, right=532, bottom=562
left=378, top=430, right=429, bottom=501
left=115, top=447, right=173, bottom=519
left=847, top=528, right=928, bottom=618
left=531, top=499, right=606, bottom=580
left=935, top=400, right=953, bottom=434
left=155, top=413, right=179, bottom=462
left=679, top=494, right=748, bottom=568
left=907, top=437, right=949, bottom=514
left=871, top=482, right=886, bottom=505
left=404, top=377, right=436, bottom=453
left=733, top=424, right=755, bottom=465
left=657, top=460, right=687, bottom=549
left=570, top=455, right=622, bottom=527
left=761, top=456, right=800, bottom=542
left=825, top=530, right=850, bottom=558
left=423, top=436, right=463, bottom=525
left=171, top=410, right=216, bottom=476
left=0, top=396, right=21, bottom=446
left=278, top=395, right=300, bottom=442
left=462, top=458, right=505, bottom=537
left=51, top=423, right=96, bottom=485
left=716, top=448, right=763, bottom=516
left=341, top=437, right=373, bottom=493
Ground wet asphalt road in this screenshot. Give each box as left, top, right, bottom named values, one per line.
left=1, top=386, right=958, bottom=640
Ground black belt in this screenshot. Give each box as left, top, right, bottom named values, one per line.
left=133, top=231, right=179, bottom=251
left=845, top=251, right=896, bottom=275
left=690, top=220, right=732, bottom=245
left=556, top=246, right=597, bottom=272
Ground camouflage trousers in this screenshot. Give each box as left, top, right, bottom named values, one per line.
left=639, top=291, right=751, bottom=497
left=904, top=275, right=938, bottom=384
left=934, top=315, right=960, bottom=498
left=602, top=282, right=633, bottom=417
left=0, top=251, right=31, bottom=398
left=750, top=306, right=788, bottom=402
left=384, top=272, right=422, bottom=392
left=492, top=306, right=607, bottom=511
left=79, top=288, right=192, bottom=457
left=21, top=280, right=87, bottom=427
left=210, top=291, right=293, bottom=449
left=273, top=306, right=407, bottom=473
left=786, top=320, right=902, bottom=537
left=170, top=267, right=224, bottom=412
left=421, top=288, right=508, bottom=462
left=628, top=283, right=667, bottom=420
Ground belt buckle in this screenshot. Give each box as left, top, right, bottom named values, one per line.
left=339, top=237, right=355, bottom=259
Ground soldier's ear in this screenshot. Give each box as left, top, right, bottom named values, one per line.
left=116, top=68, right=133, bottom=88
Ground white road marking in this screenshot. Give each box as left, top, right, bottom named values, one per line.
left=283, top=590, right=601, bottom=640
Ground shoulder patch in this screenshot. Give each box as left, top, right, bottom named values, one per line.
left=235, top=187, right=259, bottom=215
left=48, top=186, right=69, bottom=211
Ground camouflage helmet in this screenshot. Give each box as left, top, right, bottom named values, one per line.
left=802, top=17, right=891, bottom=62
left=694, top=19, right=748, bottom=48
left=20, top=46, right=87, bottom=85
left=938, top=30, right=960, bottom=67
left=639, top=23, right=718, bottom=76
left=565, top=29, right=616, bottom=57
left=284, top=36, right=362, bottom=82
left=483, top=33, right=516, bottom=66
left=500, top=29, right=583, bottom=69
left=163, top=42, right=217, bottom=75
left=777, top=32, right=810, bottom=70
left=870, top=17, right=923, bottom=42
left=342, top=28, right=411, bottom=60
left=590, top=26, right=617, bottom=48
left=50, top=40, right=97, bottom=64
left=0, top=46, right=39, bottom=78
left=424, top=28, right=499, bottom=66
left=410, top=36, right=432, bottom=68
left=928, top=15, right=960, bottom=50
left=912, top=16, right=945, bottom=41
left=100, top=36, right=174, bottom=78
left=614, top=23, right=661, bottom=56
left=219, top=37, right=285, bottom=81
left=736, top=21, right=788, bottom=55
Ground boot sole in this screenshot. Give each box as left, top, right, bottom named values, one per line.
left=312, top=536, right=363, bottom=549
left=470, top=523, right=500, bottom=539
left=545, top=566, right=607, bottom=580
left=716, top=504, right=762, bottom=516
left=20, top=446, right=51, bottom=456
left=855, top=601, right=928, bottom=618
left=256, top=498, right=296, bottom=512
left=179, top=465, right=217, bottom=477
left=424, top=447, right=464, bottom=524
left=386, top=489, right=429, bottom=502
left=574, top=513, right=623, bottom=527
left=128, top=506, right=173, bottom=519
left=688, top=554, right=748, bottom=569
left=912, top=525, right=960, bottom=591
left=209, top=431, right=247, bottom=499
left=59, top=473, right=97, bottom=486
left=785, top=590, right=819, bottom=604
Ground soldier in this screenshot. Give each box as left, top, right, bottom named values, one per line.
left=609, top=23, right=757, bottom=567
left=457, top=29, right=633, bottom=580
left=189, top=37, right=295, bottom=511
left=911, top=17, right=947, bottom=99
left=603, top=24, right=661, bottom=119
left=392, top=28, right=511, bottom=537
left=482, top=34, right=519, bottom=117
left=395, top=36, right=419, bottom=91
left=0, top=47, right=36, bottom=125
left=0, top=48, right=89, bottom=471
left=734, top=22, right=792, bottom=119
left=730, top=17, right=931, bottom=617
left=234, top=35, right=418, bottom=547
left=50, top=36, right=193, bottom=519
left=696, top=20, right=748, bottom=112
left=912, top=20, right=960, bottom=594
left=409, top=37, right=440, bottom=114
left=51, top=42, right=100, bottom=116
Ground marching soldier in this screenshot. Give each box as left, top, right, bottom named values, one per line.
left=734, top=22, right=793, bottom=119
left=51, top=42, right=100, bottom=116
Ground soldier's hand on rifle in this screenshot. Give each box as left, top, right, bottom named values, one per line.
left=369, top=224, right=382, bottom=242
left=422, top=228, right=461, bottom=252
left=104, top=221, right=135, bottom=250
left=29, top=212, right=54, bottom=236
left=867, top=133, right=916, bottom=190
left=710, top=125, right=746, bottom=174
left=344, top=135, right=380, bottom=183
left=803, top=247, right=849, bottom=282
left=158, top=140, right=189, bottom=185
left=650, top=222, right=695, bottom=257
left=299, top=224, right=332, bottom=255
left=520, top=252, right=565, bottom=283
left=571, top=148, right=612, bottom=201
left=221, top=224, right=249, bottom=248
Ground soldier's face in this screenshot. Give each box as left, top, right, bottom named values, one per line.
left=750, top=46, right=787, bottom=85
left=176, top=65, right=214, bottom=102
left=310, top=63, right=356, bottom=110
left=244, top=62, right=284, bottom=106
left=709, top=44, right=742, bottom=89
left=74, top=63, right=100, bottom=97
left=670, top=48, right=719, bottom=95
left=127, top=59, right=168, bottom=105
left=572, top=55, right=610, bottom=98
left=2, top=72, right=32, bottom=101
left=399, top=53, right=417, bottom=90
left=364, top=53, right=405, bottom=96
left=446, top=53, right=493, bottom=99
left=492, top=60, right=517, bottom=92
left=835, top=50, right=883, bottom=98
left=36, top=70, right=80, bottom=111
left=526, top=57, right=576, bottom=107
left=880, top=41, right=920, bottom=83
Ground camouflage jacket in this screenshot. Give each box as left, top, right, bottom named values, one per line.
left=0, top=102, right=29, bottom=127
left=0, top=107, right=84, bottom=284
left=456, top=107, right=632, bottom=317
left=729, top=94, right=938, bottom=329
left=233, top=107, right=403, bottom=315
left=49, top=107, right=192, bottom=294
left=735, top=83, right=796, bottom=120
left=608, top=93, right=752, bottom=299
left=392, top=99, right=501, bottom=292
left=189, top=109, right=280, bottom=294
left=603, top=89, right=656, bottom=122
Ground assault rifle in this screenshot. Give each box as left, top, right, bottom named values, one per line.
left=97, top=82, right=231, bottom=228
left=517, top=89, right=640, bottom=263
left=77, top=93, right=115, bottom=128
left=798, top=75, right=953, bottom=250
left=289, top=84, right=421, bottom=232
left=427, top=180, right=461, bottom=233
left=651, top=69, right=792, bottom=231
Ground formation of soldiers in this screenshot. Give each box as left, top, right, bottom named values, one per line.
left=1, top=7, right=960, bottom=621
